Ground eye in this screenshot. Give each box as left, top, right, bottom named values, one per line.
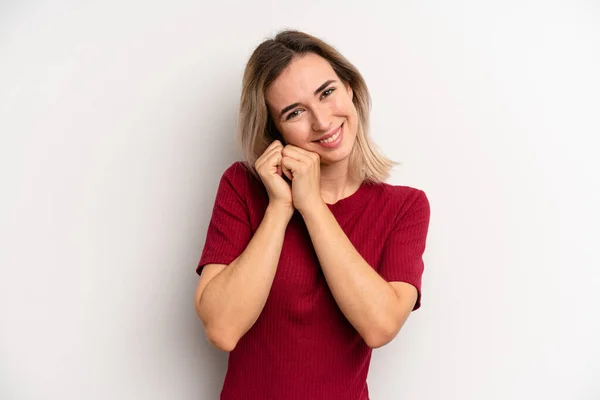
left=321, top=87, right=335, bottom=99
left=286, top=109, right=303, bottom=120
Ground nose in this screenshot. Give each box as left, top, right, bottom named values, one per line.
left=311, top=105, right=332, bottom=132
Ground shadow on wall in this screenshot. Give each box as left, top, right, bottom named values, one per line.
left=184, top=73, right=240, bottom=397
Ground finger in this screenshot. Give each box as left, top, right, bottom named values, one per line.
left=263, top=151, right=283, bottom=174
left=256, top=145, right=283, bottom=171
left=257, top=141, right=282, bottom=162
left=282, top=144, right=312, bottom=157
left=282, top=145, right=319, bottom=164
left=282, top=163, right=293, bottom=180
left=280, top=150, right=316, bottom=176
left=281, top=156, right=304, bottom=175
left=268, top=139, right=283, bottom=151
left=255, top=140, right=283, bottom=164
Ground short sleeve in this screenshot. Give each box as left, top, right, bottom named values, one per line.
left=378, top=189, right=431, bottom=311
left=196, top=162, right=253, bottom=276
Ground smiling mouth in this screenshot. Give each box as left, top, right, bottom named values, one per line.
left=313, top=123, right=343, bottom=143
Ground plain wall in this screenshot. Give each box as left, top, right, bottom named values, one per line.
left=1, top=1, right=599, bottom=399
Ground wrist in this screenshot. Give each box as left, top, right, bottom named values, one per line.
left=298, top=198, right=328, bottom=219
left=266, top=202, right=295, bottom=220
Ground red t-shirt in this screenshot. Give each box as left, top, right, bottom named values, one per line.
left=197, top=161, right=430, bottom=400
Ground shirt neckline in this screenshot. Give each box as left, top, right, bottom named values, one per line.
left=326, top=180, right=379, bottom=215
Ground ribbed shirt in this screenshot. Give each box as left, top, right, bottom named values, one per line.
left=197, top=161, right=430, bottom=400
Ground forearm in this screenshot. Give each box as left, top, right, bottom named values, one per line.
left=300, top=203, right=404, bottom=348
left=198, top=204, right=292, bottom=349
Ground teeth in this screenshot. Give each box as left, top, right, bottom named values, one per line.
left=320, top=128, right=341, bottom=143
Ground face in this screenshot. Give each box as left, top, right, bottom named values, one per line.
left=265, top=53, right=358, bottom=165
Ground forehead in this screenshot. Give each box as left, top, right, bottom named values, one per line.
left=266, top=53, right=337, bottom=106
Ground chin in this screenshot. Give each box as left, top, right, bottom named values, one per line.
left=318, top=143, right=354, bottom=165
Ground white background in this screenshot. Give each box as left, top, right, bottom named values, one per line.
left=1, top=1, right=599, bottom=399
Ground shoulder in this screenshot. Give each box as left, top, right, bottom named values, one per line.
left=374, top=182, right=430, bottom=220
left=221, top=161, right=252, bottom=183
left=218, top=161, right=267, bottom=203
left=219, top=161, right=263, bottom=189
left=211, top=162, right=252, bottom=202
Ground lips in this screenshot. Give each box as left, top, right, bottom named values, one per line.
left=314, top=123, right=344, bottom=149
left=313, top=123, right=343, bottom=142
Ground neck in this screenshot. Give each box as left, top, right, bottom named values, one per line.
left=319, top=160, right=362, bottom=204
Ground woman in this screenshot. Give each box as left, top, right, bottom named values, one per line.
left=194, top=30, right=430, bottom=400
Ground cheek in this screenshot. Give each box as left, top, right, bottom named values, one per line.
left=333, top=95, right=355, bottom=117
left=330, top=97, right=346, bottom=113
left=280, top=122, right=311, bottom=144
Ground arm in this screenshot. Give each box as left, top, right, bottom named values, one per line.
left=279, top=145, right=429, bottom=348
left=299, top=202, right=419, bottom=349
left=195, top=204, right=293, bottom=352
left=195, top=142, right=294, bottom=352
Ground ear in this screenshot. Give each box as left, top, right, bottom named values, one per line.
left=344, top=81, right=353, bottom=100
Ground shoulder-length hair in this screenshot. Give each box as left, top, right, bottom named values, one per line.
left=237, top=29, right=397, bottom=183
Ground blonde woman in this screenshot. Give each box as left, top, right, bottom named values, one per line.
left=194, top=30, right=430, bottom=400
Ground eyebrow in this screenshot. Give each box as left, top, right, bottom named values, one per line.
left=278, top=79, right=338, bottom=119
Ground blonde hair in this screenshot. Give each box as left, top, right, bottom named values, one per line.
left=237, top=29, right=397, bottom=183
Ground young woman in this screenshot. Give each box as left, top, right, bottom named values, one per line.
left=194, top=30, right=431, bottom=400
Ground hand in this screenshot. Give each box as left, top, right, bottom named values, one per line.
left=281, top=145, right=324, bottom=214
left=255, top=140, right=293, bottom=213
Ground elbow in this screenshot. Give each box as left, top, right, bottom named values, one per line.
left=195, top=298, right=238, bottom=352
left=364, top=334, right=393, bottom=349
left=204, top=325, right=239, bottom=352
left=364, top=323, right=401, bottom=349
